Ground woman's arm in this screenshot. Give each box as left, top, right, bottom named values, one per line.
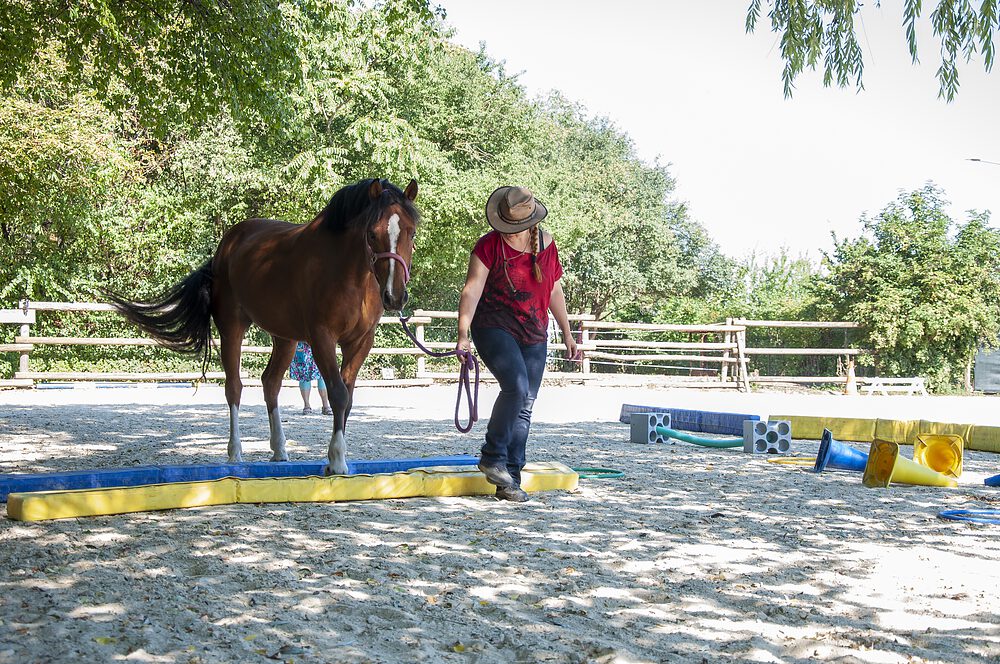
left=456, top=254, right=489, bottom=354
left=549, top=279, right=581, bottom=360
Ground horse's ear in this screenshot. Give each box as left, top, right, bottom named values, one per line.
left=369, top=179, right=383, bottom=199
left=403, top=179, right=418, bottom=201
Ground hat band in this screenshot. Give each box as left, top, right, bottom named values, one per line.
left=498, top=199, right=536, bottom=224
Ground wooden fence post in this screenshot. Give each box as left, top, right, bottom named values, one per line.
left=845, top=355, right=857, bottom=395
left=580, top=322, right=591, bottom=375
left=735, top=326, right=751, bottom=392
left=415, top=319, right=427, bottom=378
left=721, top=318, right=732, bottom=383
left=18, top=299, right=31, bottom=376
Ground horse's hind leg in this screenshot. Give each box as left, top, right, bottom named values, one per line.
left=215, top=311, right=250, bottom=463
left=262, top=338, right=296, bottom=462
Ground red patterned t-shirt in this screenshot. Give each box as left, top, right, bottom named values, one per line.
left=471, top=230, right=564, bottom=345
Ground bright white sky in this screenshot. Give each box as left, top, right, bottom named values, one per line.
left=439, top=1, right=1000, bottom=259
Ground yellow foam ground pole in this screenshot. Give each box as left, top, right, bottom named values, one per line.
left=862, top=440, right=958, bottom=489
left=873, top=418, right=917, bottom=445
left=6, top=462, right=579, bottom=522
left=769, top=415, right=1000, bottom=453
left=970, top=425, right=1000, bottom=453
left=771, top=415, right=877, bottom=442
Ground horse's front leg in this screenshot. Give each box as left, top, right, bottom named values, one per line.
left=311, top=338, right=350, bottom=475
left=261, top=338, right=297, bottom=461
left=321, top=331, right=377, bottom=473
left=339, top=330, right=376, bottom=426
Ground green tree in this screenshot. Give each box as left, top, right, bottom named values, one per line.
left=0, top=0, right=320, bottom=135
left=0, top=49, right=138, bottom=301
left=746, top=0, right=999, bottom=100
left=733, top=249, right=819, bottom=320
left=812, top=185, right=1000, bottom=390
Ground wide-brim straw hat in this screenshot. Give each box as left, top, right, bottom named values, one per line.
left=485, top=186, right=548, bottom=234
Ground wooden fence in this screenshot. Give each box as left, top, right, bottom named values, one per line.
left=732, top=318, right=863, bottom=387
left=1, top=301, right=866, bottom=391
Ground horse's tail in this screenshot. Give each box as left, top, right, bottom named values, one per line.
left=106, top=260, right=214, bottom=375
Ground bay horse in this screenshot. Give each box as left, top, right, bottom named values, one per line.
left=109, top=178, right=419, bottom=474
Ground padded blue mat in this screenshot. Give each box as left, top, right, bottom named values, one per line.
left=0, top=455, right=478, bottom=502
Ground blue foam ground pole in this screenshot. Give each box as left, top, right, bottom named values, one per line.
left=619, top=404, right=760, bottom=436
left=0, top=455, right=478, bottom=502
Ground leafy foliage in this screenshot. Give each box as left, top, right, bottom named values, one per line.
left=812, top=185, right=1000, bottom=388
left=0, top=49, right=137, bottom=301
left=0, top=0, right=307, bottom=135
left=747, top=0, right=999, bottom=100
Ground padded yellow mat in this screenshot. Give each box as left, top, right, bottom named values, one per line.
left=7, top=462, right=579, bottom=522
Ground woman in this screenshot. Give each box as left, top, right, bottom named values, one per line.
left=289, top=342, right=332, bottom=415
left=457, top=186, right=582, bottom=502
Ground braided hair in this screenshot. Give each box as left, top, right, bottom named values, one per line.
left=530, top=225, right=544, bottom=283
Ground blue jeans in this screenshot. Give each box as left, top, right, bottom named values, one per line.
left=471, top=326, right=547, bottom=487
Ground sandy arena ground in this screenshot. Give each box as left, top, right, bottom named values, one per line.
left=2, top=382, right=1000, bottom=663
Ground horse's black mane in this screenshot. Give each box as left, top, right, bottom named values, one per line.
left=319, top=178, right=419, bottom=232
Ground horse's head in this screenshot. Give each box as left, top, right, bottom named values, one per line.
left=367, top=178, right=419, bottom=311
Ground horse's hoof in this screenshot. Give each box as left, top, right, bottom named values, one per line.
left=325, top=463, right=348, bottom=476
left=228, top=456, right=243, bottom=464
left=270, top=454, right=289, bottom=463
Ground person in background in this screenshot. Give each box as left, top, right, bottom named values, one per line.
left=289, top=341, right=332, bottom=415
left=456, top=186, right=582, bottom=502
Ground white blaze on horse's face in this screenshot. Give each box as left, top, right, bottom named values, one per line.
left=386, top=213, right=400, bottom=299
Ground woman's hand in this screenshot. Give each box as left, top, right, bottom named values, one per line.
left=564, top=335, right=582, bottom=362
left=455, top=333, right=472, bottom=356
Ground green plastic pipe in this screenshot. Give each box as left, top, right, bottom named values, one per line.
left=655, top=425, right=744, bottom=448
left=572, top=467, right=624, bottom=479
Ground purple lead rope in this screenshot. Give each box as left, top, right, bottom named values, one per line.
left=399, top=316, right=479, bottom=433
